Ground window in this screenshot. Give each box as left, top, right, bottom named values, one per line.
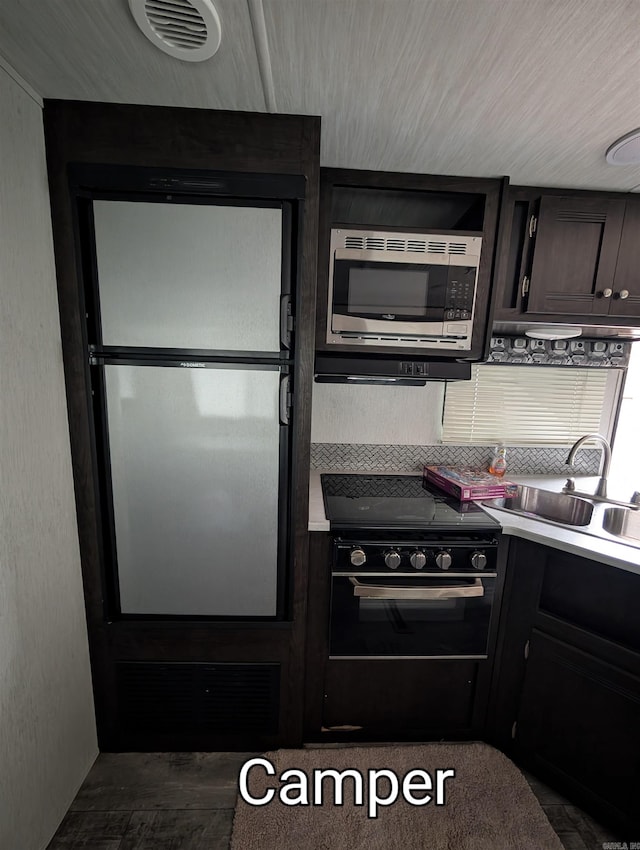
left=442, top=364, right=620, bottom=446
left=610, top=343, right=640, bottom=481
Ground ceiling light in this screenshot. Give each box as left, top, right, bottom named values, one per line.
left=129, top=0, right=222, bottom=62
left=524, top=327, right=582, bottom=340
left=605, top=128, right=640, bottom=165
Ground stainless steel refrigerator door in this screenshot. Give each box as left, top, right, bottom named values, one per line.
left=93, top=201, right=283, bottom=352
left=103, top=363, right=283, bottom=616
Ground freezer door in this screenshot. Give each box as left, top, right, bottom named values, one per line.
left=92, top=200, right=283, bottom=352
left=102, top=363, right=285, bottom=616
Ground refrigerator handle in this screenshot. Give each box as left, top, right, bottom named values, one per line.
left=280, top=294, right=293, bottom=350
left=279, top=375, right=291, bottom=426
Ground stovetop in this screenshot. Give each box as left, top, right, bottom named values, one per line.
left=321, top=473, right=501, bottom=531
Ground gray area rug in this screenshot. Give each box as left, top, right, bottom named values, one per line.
left=231, top=742, right=564, bottom=849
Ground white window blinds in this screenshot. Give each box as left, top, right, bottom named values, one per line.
left=442, top=365, right=610, bottom=446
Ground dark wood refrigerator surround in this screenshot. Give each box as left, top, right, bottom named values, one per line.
left=44, top=101, right=320, bottom=750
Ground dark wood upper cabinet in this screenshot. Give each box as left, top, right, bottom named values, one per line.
left=315, top=168, right=505, bottom=361
left=526, top=196, right=626, bottom=315
left=610, top=201, right=640, bottom=318
left=493, top=187, right=640, bottom=325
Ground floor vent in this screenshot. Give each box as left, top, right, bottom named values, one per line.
left=116, top=661, right=280, bottom=733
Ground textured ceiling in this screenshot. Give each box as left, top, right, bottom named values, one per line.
left=1, top=0, right=639, bottom=190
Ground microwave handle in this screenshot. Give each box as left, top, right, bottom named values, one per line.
left=348, top=577, right=484, bottom=600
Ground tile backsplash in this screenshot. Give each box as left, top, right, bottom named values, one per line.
left=310, top=443, right=602, bottom=476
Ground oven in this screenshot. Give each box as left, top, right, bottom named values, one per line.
left=321, top=474, right=502, bottom=661
left=330, top=535, right=498, bottom=659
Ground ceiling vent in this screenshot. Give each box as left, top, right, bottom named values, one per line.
left=605, top=128, right=640, bottom=165
left=129, top=0, right=222, bottom=62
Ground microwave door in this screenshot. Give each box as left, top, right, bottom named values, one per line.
left=330, top=254, right=448, bottom=336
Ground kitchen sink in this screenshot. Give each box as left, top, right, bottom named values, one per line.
left=602, top=507, right=640, bottom=543
left=483, top=485, right=594, bottom=526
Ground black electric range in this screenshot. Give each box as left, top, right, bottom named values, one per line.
left=321, top=473, right=501, bottom=532
left=322, top=473, right=501, bottom=576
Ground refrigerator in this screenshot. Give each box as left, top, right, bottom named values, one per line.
left=86, top=194, right=295, bottom=619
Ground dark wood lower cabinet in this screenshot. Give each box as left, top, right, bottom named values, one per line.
left=322, top=659, right=484, bottom=740
left=515, top=631, right=640, bottom=818
left=489, top=537, right=640, bottom=834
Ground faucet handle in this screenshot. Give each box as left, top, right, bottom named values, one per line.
left=631, top=491, right=640, bottom=506
left=564, top=478, right=576, bottom=492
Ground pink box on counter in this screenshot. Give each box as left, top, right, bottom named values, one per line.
left=423, top=465, right=519, bottom=502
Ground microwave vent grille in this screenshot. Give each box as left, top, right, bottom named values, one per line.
left=340, top=234, right=469, bottom=255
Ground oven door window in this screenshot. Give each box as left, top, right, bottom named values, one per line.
left=330, top=575, right=495, bottom=658
left=332, top=260, right=447, bottom=322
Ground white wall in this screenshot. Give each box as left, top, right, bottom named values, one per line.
left=0, top=67, right=98, bottom=849
left=311, top=381, right=444, bottom=444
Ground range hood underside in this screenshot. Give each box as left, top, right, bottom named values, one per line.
left=314, top=355, right=471, bottom=386
left=493, top=320, right=640, bottom=341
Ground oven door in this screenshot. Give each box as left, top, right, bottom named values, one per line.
left=330, top=574, right=496, bottom=659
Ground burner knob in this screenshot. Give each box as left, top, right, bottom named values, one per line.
left=350, top=548, right=367, bottom=567
left=410, top=551, right=427, bottom=570
left=471, top=551, right=487, bottom=571
left=435, top=551, right=452, bottom=571
left=384, top=550, right=402, bottom=570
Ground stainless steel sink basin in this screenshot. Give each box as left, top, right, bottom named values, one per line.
left=602, top=507, right=640, bottom=543
left=484, top=485, right=594, bottom=526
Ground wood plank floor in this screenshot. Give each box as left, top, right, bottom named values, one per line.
left=46, top=751, right=621, bottom=849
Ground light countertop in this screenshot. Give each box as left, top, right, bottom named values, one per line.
left=308, top=469, right=640, bottom=575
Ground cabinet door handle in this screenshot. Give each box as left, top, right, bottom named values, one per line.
left=521, top=276, right=530, bottom=298
left=615, top=289, right=630, bottom=300
left=600, top=288, right=613, bottom=298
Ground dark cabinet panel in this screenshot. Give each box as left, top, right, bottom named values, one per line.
left=515, top=631, right=640, bottom=815
left=610, top=201, right=640, bottom=318
left=323, top=659, right=480, bottom=738
left=538, top=550, right=640, bottom=653
left=526, top=196, right=626, bottom=316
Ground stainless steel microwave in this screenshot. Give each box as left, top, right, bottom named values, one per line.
left=326, top=228, right=482, bottom=351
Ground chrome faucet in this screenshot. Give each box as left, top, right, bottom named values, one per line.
left=565, top=433, right=612, bottom=498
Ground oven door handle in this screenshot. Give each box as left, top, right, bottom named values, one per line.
left=348, top=577, right=485, bottom=600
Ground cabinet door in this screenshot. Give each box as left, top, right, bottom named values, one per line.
left=526, top=196, right=626, bottom=315
left=610, top=201, right=640, bottom=318
left=323, top=660, right=478, bottom=737
left=515, top=630, right=640, bottom=817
